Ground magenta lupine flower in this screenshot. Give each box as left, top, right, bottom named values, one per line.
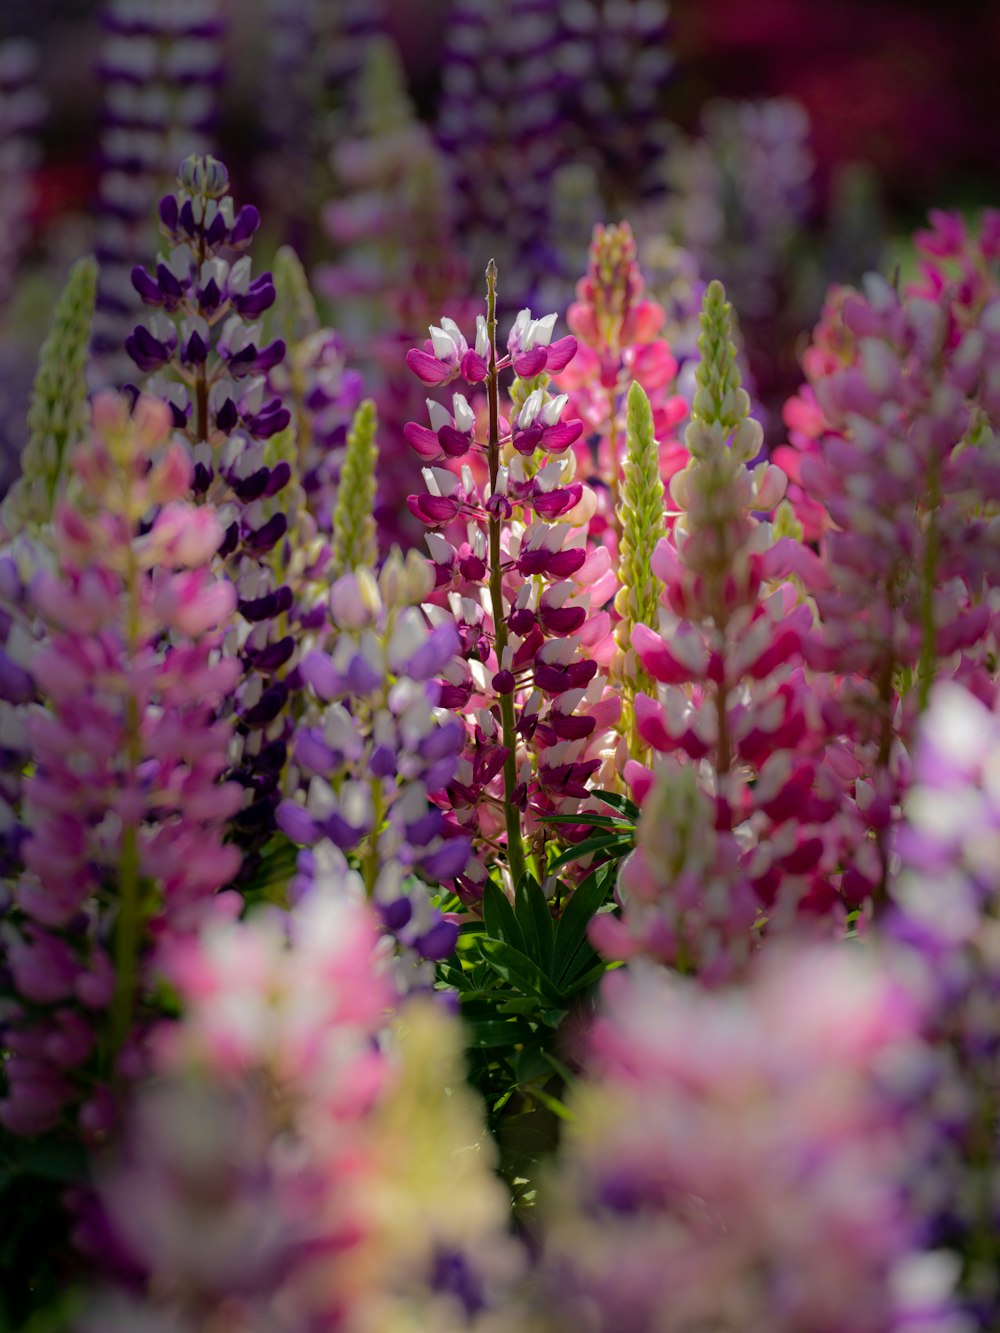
left=593, top=282, right=861, bottom=986
left=0, top=391, right=241, bottom=1139
left=784, top=214, right=1000, bottom=906
left=276, top=554, right=471, bottom=973
left=404, top=281, right=620, bottom=899
left=554, top=221, right=689, bottom=549
left=537, top=947, right=965, bottom=1333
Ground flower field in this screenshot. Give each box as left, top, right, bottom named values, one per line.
left=1, top=3, right=1000, bottom=1330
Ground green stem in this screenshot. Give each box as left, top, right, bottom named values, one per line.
left=110, top=497, right=144, bottom=1053
left=485, top=260, right=526, bottom=891
left=363, top=780, right=385, bottom=899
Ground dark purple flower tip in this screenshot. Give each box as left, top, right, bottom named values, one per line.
left=322, top=810, right=369, bottom=851
left=548, top=712, right=596, bottom=741
left=534, top=659, right=598, bottom=695
left=263, top=461, right=292, bottom=496
left=159, top=194, right=180, bottom=233
left=218, top=520, right=239, bottom=557
left=516, top=547, right=586, bottom=579
left=245, top=405, right=292, bottom=442
left=407, top=493, right=460, bottom=528
left=232, top=467, right=271, bottom=502
left=182, top=330, right=209, bottom=365
left=424, top=756, right=459, bottom=791
left=533, top=484, right=583, bottom=520
left=197, top=277, right=223, bottom=313
left=216, top=398, right=239, bottom=433
left=125, top=324, right=176, bottom=373
left=540, top=604, right=587, bottom=635
left=438, top=682, right=472, bottom=709
left=405, top=809, right=444, bottom=846
left=492, top=669, right=516, bottom=695
left=512, top=347, right=547, bottom=378
left=486, top=494, right=513, bottom=521
left=474, top=744, right=509, bottom=787
left=240, top=683, right=289, bottom=727
left=0, top=649, right=33, bottom=705
left=233, top=274, right=276, bottom=319
left=379, top=897, right=413, bottom=934
left=406, top=347, right=453, bottom=385
left=508, top=608, right=536, bottom=636
left=276, top=800, right=317, bottom=846
left=438, top=425, right=474, bottom=459
left=418, top=716, right=465, bottom=762
left=370, top=744, right=397, bottom=778
left=406, top=622, right=461, bottom=681
left=297, top=603, right=328, bottom=631
left=512, top=425, right=544, bottom=455
left=458, top=553, right=487, bottom=581
left=413, top=916, right=460, bottom=960
left=155, top=261, right=187, bottom=307
left=246, top=637, right=295, bottom=673
left=131, top=265, right=163, bottom=306
left=245, top=513, right=288, bottom=553
left=228, top=204, right=261, bottom=247
left=179, top=199, right=197, bottom=236
left=204, top=211, right=228, bottom=249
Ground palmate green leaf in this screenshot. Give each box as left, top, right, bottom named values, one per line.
left=543, top=812, right=634, bottom=830
left=464, top=1017, right=538, bottom=1049
left=479, top=937, right=567, bottom=1010
left=482, top=879, right=525, bottom=953
left=590, top=789, right=641, bottom=819
left=514, top=873, right=554, bottom=972
left=552, top=860, right=618, bottom=988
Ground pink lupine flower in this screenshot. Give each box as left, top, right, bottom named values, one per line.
left=0, top=391, right=242, bottom=1139
left=537, top=945, right=964, bottom=1333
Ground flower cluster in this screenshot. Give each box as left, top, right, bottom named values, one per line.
left=554, top=221, right=688, bottom=548
left=93, top=0, right=225, bottom=385
left=277, top=553, right=470, bottom=972
left=600, top=281, right=855, bottom=978
left=128, top=153, right=303, bottom=859
left=405, top=269, right=620, bottom=897
left=537, top=949, right=966, bottom=1333
left=79, top=894, right=523, bottom=1332
left=783, top=213, right=1000, bottom=904
left=0, top=392, right=241, bottom=1139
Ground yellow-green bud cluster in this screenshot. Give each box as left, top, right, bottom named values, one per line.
left=2, top=256, right=97, bottom=535
left=331, top=398, right=379, bottom=575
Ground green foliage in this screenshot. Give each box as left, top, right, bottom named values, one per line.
left=330, top=398, right=379, bottom=576
left=1, top=256, right=97, bottom=534
left=442, top=801, right=635, bottom=1217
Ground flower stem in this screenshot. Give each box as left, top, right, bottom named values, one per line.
left=485, top=260, right=526, bottom=891
left=917, top=450, right=940, bottom=713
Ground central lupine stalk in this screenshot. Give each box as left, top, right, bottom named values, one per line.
left=485, top=260, right=526, bottom=889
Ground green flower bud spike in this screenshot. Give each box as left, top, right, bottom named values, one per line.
left=2, top=256, right=97, bottom=535
left=615, top=381, right=666, bottom=756
left=331, top=398, right=379, bottom=575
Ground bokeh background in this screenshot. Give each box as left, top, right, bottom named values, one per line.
left=1, top=0, right=998, bottom=509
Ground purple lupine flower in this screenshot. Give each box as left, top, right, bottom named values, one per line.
left=128, top=154, right=309, bottom=867
left=92, top=0, right=225, bottom=387
left=276, top=553, right=469, bottom=978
